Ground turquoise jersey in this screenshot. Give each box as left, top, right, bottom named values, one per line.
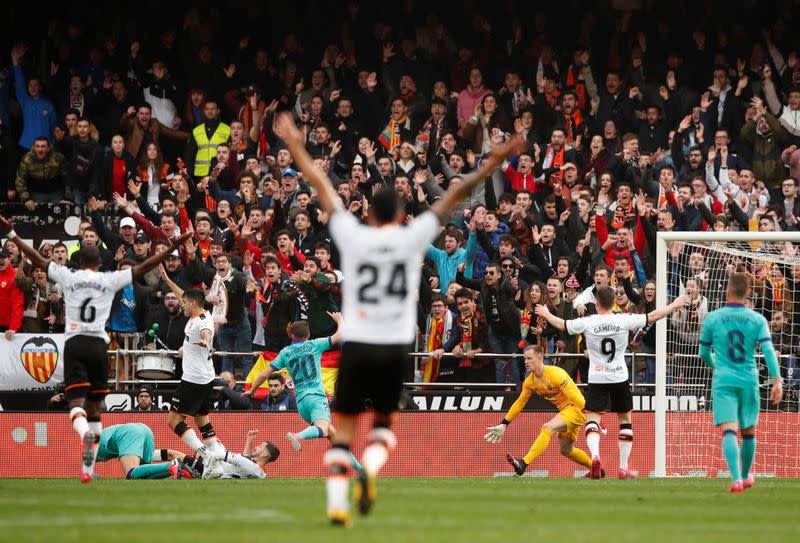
left=96, top=423, right=154, bottom=463
left=269, top=338, right=332, bottom=401
left=698, top=304, right=780, bottom=388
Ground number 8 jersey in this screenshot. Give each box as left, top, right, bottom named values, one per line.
left=566, top=313, right=647, bottom=384
left=47, top=262, right=133, bottom=343
left=329, top=210, right=440, bottom=345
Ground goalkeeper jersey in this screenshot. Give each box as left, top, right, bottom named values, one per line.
left=698, top=303, right=779, bottom=388
left=505, top=366, right=585, bottom=422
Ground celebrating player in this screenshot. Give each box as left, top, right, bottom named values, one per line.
left=0, top=215, right=190, bottom=483
left=536, top=287, right=688, bottom=479
left=698, top=272, right=783, bottom=493
left=276, top=112, right=525, bottom=525
left=160, top=264, right=226, bottom=479
left=484, top=345, right=597, bottom=476
left=243, top=313, right=365, bottom=474
left=93, top=423, right=196, bottom=480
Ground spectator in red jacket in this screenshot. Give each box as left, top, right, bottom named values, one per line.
left=594, top=213, right=647, bottom=270
left=275, top=229, right=306, bottom=274
left=0, top=247, right=24, bottom=338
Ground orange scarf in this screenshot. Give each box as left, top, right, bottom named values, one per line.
left=611, top=201, right=632, bottom=229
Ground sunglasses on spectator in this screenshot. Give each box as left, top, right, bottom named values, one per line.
left=501, top=264, right=514, bottom=269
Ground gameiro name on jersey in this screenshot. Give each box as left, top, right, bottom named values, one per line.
left=565, top=313, right=647, bottom=384
left=47, top=262, right=133, bottom=343
left=328, top=210, right=440, bottom=345
left=182, top=311, right=215, bottom=385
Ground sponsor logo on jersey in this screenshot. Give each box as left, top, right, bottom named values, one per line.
left=19, top=337, right=59, bottom=384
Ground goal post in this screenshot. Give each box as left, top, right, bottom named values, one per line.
left=655, top=231, right=800, bottom=478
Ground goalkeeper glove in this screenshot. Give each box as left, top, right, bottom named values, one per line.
left=484, top=421, right=509, bottom=444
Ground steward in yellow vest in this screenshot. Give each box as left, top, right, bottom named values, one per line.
left=185, top=100, right=230, bottom=178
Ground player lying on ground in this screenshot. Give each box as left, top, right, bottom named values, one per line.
left=698, top=272, right=783, bottom=493
left=93, top=422, right=196, bottom=479
left=536, top=287, right=688, bottom=479
left=159, top=263, right=226, bottom=479
left=179, top=429, right=281, bottom=479
left=242, top=314, right=365, bottom=475
left=484, top=345, right=597, bottom=477
left=0, top=214, right=191, bottom=483
left=276, top=111, right=526, bottom=526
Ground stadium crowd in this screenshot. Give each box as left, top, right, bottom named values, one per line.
left=0, top=3, right=799, bottom=395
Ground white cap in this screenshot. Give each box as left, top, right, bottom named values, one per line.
left=169, top=250, right=180, bottom=258
left=119, top=217, right=136, bottom=229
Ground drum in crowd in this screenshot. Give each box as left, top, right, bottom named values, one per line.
left=135, top=353, right=176, bottom=380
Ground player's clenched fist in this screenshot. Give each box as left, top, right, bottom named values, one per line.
left=484, top=424, right=506, bottom=444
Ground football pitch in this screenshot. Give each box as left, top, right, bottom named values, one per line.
left=0, top=478, right=797, bottom=543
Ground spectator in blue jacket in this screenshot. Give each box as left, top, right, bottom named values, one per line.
left=259, top=373, right=297, bottom=411
left=427, top=228, right=466, bottom=291
left=11, top=44, right=56, bottom=150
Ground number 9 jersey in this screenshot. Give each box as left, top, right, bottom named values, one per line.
left=47, top=262, right=133, bottom=343
left=566, top=313, right=647, bottom=384
left=329, top=210, right=440, bottom=345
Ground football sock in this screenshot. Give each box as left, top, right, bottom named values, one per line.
left=566, top=447, right=593, bottom=468
left=722, top=429, right=742, bottom=482
left=325, top=446, right=352, bottom=514
left=179, top=429, right=206, bottom=452
left=618, top=424, right=633, bottom=470
left=297, top=425, right=325, bottom=440
left=362, top=427, right=396, bottom=475
left=522, top=428, right=552, bottom=465
left=126, top=463, right=172, bottom=479
left=70, top=407, right=89, bottom=439
left=740, top=434, right=756, bottom=480
left=203, top=437, right=225, bottom=457
left=585, top=422, right=601, bottom=459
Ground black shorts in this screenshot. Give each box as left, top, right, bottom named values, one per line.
left=333, top=342, right=410, bottom=415
left=63, top=336, right=110, bottom=401
left=584, top=381, right=633, bottom=413
left=171, top=380, right=214, bottom=416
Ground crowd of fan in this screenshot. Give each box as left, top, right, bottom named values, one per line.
left=0, top=6, right=799, bottom=389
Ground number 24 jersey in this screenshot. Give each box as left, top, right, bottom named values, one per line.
left=329, top=210, right=440, bottom=345
left=566, top=313, right=647, bottom=384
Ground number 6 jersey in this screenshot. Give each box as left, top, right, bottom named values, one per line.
left=329, top=210, right=440, bottom=345
left=47, top=262, right=133, bottom=343
left=566, top=313, right=647, bottom=384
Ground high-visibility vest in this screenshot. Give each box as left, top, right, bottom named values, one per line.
left=192, top=122, right=230, bottom=177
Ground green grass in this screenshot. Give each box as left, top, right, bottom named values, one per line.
left=0, top=478, right=797, bottom=543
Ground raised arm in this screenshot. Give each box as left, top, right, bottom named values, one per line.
left=647, top=294, right=689, bottom=323
left=430, top=136, right=526, bottom=223
left=0, top=215, right=50, bottom=270
left=131, top=232, right=193, bottom=279
left=158, top=263, right=184, bottom=298
left=275, top=113, right=343, bottom=214
left=328, top=311, right=343, bottom=345
left=534, top=303, right=567, bottom=331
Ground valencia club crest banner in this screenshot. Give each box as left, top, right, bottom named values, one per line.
left=0, top=334, right=65, bottom=391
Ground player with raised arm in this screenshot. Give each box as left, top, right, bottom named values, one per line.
left=159, top=264, right=226, bottom=479
left=0, top=215, right=190, bottom=483
left=536, top=287, right=688, bottom=479
left=698, top=272, right=783, bottom=493
left=484, top=345, right=597, bottom=477
left=275, top=112, right=524, bottom=525
left=243, top=313, right=365, bottom=475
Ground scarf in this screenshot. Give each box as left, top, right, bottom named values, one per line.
left=416, top=116, right=443, bottom=152
left=565, top=66, right=587, bottom=110
left=611, top=200, right=632, bottom=229
left=459, top=314, right=474, bottom=368
left=379, top=116, right=407, bottom=158
left=563, top=110, right=584, bottom=143
left=209, top=269, right=233, bottom=326
left=422, top=317, right=445, bottom=382
left=543, top=144, right=565, bottom=184
left=24, top=279, right=54, bottom=319
left=519, top=307, right=547, bottom=350
left=545, top=90, right=560, bottom=109
left=657, top=185, right=670, bottom=210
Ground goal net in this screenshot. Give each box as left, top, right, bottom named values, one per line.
left=655, top=232, right=800, bottom=477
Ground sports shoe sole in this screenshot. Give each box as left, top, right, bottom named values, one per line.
left=353, top=471, right=376, bottom=515
left=505, top=454, right=527, bottom=476
left=287, top=432, right=302, bottom=452
left=82, top=432, right=97, bottom=468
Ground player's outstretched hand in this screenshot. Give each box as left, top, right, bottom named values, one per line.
left=533, top=304, right=551, bottom=318
left=326, top=311, right=343, bottom=325
left=276, top=112, right=304, bottom=147
left=672, top=294, right=691, bottom=308
left=0, top=214, right=13, bottom=235
left=484, top=424, right=506, bottom=444
left=770, top=379, right=784, bottom=405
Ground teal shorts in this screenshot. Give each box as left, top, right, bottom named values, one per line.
left=712, top=384, right=760, bottom=428
left=96, top=423, right=155, bottom=463
left=297, top=393, right=331, bottom=424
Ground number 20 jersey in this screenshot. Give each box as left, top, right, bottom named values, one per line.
left=566, top=313, right=647, bottom=384
left=47, top=262, right=133, bottom=343
left=329, top=210, right=440, bottom=345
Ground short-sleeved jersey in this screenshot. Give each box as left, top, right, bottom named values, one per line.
left=566, top=313, right=647, bottom=384
left=525, top=365, right=585, bottom=411
left=182, top=311, right=215, bottom=385
left=95, top=423, right=153, bottom=463
left=220, top=455, right=266, bottom=479
left=699, top=304, right=770, bottom=388
left=47, top=262, right=132, bottom=343
left=329, top=210, right=440, bottom=344
left=269, top=337, right=331, bottom=401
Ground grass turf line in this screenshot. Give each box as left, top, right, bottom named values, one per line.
left=0, top=478, right=797, bottom=543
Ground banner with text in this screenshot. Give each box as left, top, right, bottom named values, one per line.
left=0, top=334, right=65, bottom=391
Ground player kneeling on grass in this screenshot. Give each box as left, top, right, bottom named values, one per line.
left=485, top=345, right=596, bottom=477
left=243, top=314, right=365, bottom=475
left=94, top=423, right=197, bottom=480
left=698, top=272, right=783, bottom=493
